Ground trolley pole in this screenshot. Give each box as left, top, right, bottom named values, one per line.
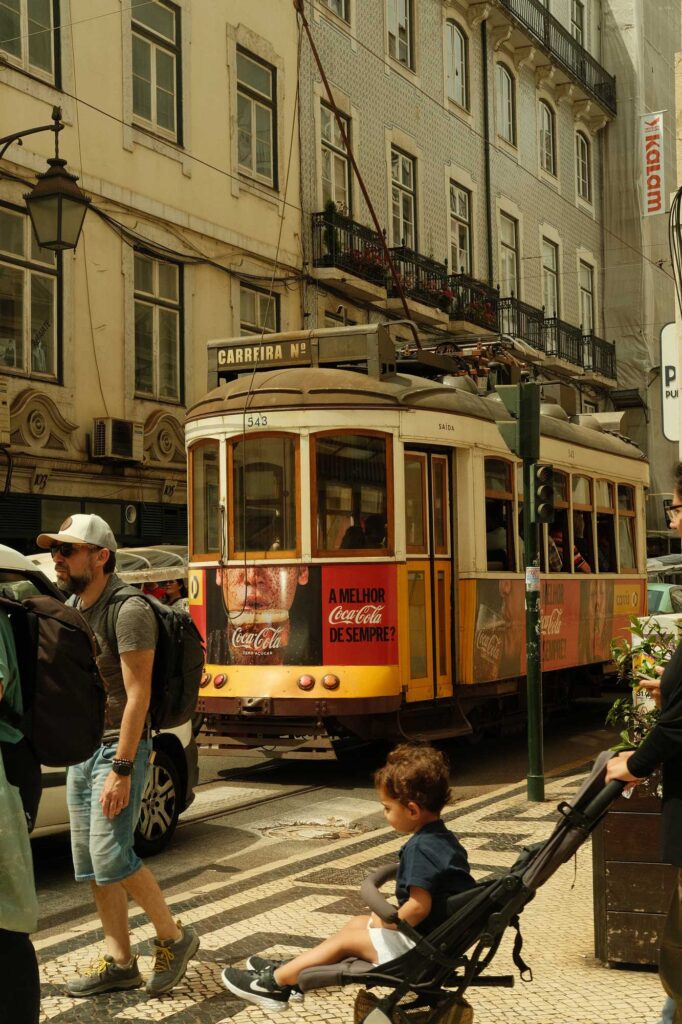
left=496, top=383, right=546, bottom=802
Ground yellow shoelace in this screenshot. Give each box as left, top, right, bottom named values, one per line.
left=152, top=944, right=175, bottom=973
left=84, top=956, right=111, bottom=977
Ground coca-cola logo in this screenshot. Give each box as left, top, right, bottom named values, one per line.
left=328, top=604, right=384, bottom=625
left=476, top=629, right=502, bottom=663
left=541, top=607, right=563, bottom=636
left=231, top=624, right=285, bottom=653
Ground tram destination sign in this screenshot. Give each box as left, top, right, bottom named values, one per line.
left=213, top=338, right=311, bottom=372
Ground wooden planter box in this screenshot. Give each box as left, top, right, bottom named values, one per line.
left=593, top=773, right=676, bottom=965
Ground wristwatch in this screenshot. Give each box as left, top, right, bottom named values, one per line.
left=112, top=758, right=134, bottom=777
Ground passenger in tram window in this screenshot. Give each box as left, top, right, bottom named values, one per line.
left=549, top=515, right=591, bottom=573
left=340, top=524, right=366, bottom=549
left=547, top=533, right=563, bottom=572
left=485, top=501, right=510, bottom=571
left=364, top=514, right=387, bottom=548
left=573, top=511, right=594, bottom=572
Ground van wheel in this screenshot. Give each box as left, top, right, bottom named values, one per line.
left=134, top=750, right=181, bottom=857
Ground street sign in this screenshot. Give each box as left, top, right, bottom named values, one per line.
left=661, top=322, right=679, bottom=442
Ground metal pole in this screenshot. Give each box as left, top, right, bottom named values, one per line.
left=523, top=455, right=544, bottom=801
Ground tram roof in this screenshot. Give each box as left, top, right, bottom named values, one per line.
left=187, top=366, right=645, bottom=463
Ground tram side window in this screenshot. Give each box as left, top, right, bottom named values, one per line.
left=484, top=458, right=516, bottom=571
left=595, top=480, right=616, bottom=572
left=547, top=472, right=569, bottom=572
left=190, top=440, right=220, bottom=557
left=314, top=433, right=390, bottom=554
left=618, top=485, right=637, bottom=571
left=230, top=434, right=297, bottom=554
left=571, top=475, right=594, bottom=573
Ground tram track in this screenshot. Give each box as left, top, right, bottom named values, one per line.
left=177, top=780, right=327, bottom=829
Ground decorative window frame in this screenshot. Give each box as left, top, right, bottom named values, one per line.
left=444, top=18, right=470, bottom=114
left=238, top=281, right=281, bottom=336
left=539, top=223, right=562, bottom=319
left=494, top=60, right=517, bottom=151
left=385, top=128, right=422, bottom=250
left=445, top=164, right=478, bottom=278
left=121, top=0, right=192, bottom=177
left=496, top=196, right=524, bottom=299
left=575, top=128, right=594, bottom=210
left=576, top=249, right=599, bottom=335
left=537, top=96, right=559, bottom=186
left=313, top=81, right=356, bottom=215
left=385, top=0, right=420, bottom=87
left=0, top=0, right=61, bottom=86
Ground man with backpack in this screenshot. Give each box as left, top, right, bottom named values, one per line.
left=36, top=514, right=200, bottom=998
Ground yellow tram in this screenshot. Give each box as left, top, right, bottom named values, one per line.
left=186, top=324, right=648, bottom=755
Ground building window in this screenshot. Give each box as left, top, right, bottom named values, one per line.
left=236, top=48, right=277, bottom=189
left=496, top=64, right=516, bottom=145
left=542, top=238, right=559, bottom=316
left=579, top=261, right=594, bottom=332
left=449, top=182, right=471, bottom=275
left=570, top=0, right=584, bottom=44
left=321, top=0, right=349, bottom=20
left=321, top=103, right=351, bottom=213
left=539, top=100, right=556, bottom=176
left=240, top=284, right=279, bottom=336
left=391, top=148, right=416, bottom=249
left=0, top=0, right=56, bottom=81
left=576, top=131, right=592, bottom=202
left=132, top=0, right=181, bottom=142
left=445, top=21, right=468, bottom=110
left=0, top=205, right=58, bottom=378
left=499, top=213, right=519, bottom=296
left=387, top=0, right=413, bottom=70
left=134, top=252, right=182, bottom=401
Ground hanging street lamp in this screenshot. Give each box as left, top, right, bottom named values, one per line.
left=0, top=106, right=90, bottom=252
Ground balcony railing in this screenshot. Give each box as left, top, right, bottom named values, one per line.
left=498, top=296, right=545, bottom=351
left=388, top=246, right=450, bottom=309
left=311, top=210, right=387, bottom=287
left=449, top=274, right=500, bottom=332
left=583, top=332, right=616, bottom=379
left=498, top=0, right=617, bottom=115
left=543, top=317, right=583, bottom=366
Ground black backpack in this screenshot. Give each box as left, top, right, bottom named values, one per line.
left=0, top=594, right=105, bottom=767
left=105, top=586, right=204, bottom=729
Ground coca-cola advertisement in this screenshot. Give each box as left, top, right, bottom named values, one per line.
left=205, top=564, right=322, bottom=666
left=472, top=579, right=525, bottom=682
left=322, top=564, right=398, bottom=665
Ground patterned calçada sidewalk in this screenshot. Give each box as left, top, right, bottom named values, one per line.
left=35, top=767, right=663, bottom=1024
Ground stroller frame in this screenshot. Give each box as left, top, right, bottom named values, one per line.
left=297, top=752, right=624, bottom=1024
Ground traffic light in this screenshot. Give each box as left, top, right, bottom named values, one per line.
left=533, top=463, right=555, bottom=524
left=495, top=383, right=540, bottom=461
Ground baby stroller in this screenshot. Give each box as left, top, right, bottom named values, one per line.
left=296, top=752, right=624, bottom=1024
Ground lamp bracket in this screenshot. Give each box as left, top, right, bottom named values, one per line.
left=0, top=106, right=63, bottom=161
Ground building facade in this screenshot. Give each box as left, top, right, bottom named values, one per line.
left=0, top=0, right=301, bottom=551
left=298, top=0, right=677, bottom=549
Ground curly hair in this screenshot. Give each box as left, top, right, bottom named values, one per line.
left=374, top=743, right=451, bottom=813
left=674, top=462, right=682, bottom=501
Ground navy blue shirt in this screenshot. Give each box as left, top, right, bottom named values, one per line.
left=395, top=819, right=475, bottom=934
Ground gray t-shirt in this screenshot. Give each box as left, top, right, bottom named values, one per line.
left=75, top=575, right=158, bottom=742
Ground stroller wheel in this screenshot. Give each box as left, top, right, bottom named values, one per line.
left=353, top=990, right=473, bottom=1024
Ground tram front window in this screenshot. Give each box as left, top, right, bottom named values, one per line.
left=314, top=432, right=390, bottom=554
left=230, top=435, right=297, bottom=554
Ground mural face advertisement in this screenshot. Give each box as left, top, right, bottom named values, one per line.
left=204, top=562, right=399, bottom=667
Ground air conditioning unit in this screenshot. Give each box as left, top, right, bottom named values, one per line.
left=92, top=418, right=144, bottom=462
left=0, top=379, right=9, bottom=446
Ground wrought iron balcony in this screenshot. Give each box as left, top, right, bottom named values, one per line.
left=498, top=296, right=545, bottom=351
left=311, top=210, right=387, bottom=287
left=583, top=332, right=616, bottom=380
left=543, top=317, right=583, bottom=366
left=388, top=246, right=450, bottom=310
left=497, top=0, right=616, bottom=115
left=449, top=274, right=500, bottom=333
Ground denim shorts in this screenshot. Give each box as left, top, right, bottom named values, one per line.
left=66, top=741, right=152, bottom=885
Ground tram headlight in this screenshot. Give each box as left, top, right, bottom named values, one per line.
left=321, top=673, right=340, bottom=690
left=297, top=674, right=315, bottom=691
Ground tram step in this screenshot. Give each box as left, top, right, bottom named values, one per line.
left=397, top=702, right=473, bottom=742
left=196, top=731, right=338, bottom=760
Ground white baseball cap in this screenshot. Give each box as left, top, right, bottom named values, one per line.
left=37, top=513, right=118, bottom=552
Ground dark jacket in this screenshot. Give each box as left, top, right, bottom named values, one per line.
left=628, top=641, right=682, bottom=865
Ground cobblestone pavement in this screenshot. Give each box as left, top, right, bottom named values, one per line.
left=36, top=766, right=663, bottom=1024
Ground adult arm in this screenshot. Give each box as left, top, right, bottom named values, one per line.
left=99, top=648, right=154, bottom=819
left=626, top=647, right=682, bottom=779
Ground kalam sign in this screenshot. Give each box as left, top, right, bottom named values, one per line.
left=642, top=111, right=665, bottom=217
left=661, top=322, right=679, bottom=442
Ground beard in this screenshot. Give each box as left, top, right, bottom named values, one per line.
left=56, top=567, right=93, bottom=596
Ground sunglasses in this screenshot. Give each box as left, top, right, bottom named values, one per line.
left=665, top=504, right=682, bottom=525
left=49, top=542, right=99, bottom=558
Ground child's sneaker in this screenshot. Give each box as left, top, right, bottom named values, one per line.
left=222, top=965, right=291, bottom=1011
left=246, top=957, right=303, bottom=1001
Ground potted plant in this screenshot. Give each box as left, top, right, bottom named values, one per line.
left=592, top=616, right=679, bottom=966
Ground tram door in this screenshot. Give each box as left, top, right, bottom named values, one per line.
left=403, top=450, right=453, bottom=702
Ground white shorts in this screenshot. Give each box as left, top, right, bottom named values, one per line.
left=367, top=920, right=416, bottom=965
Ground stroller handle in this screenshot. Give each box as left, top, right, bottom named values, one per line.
left=581, top=778, right=626, bottom=822
left=361, top=864, right=400, bottom=925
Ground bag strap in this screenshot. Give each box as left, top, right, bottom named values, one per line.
left=103, top=586, right=150, bottom=657
left=510, top=915, right=533, bottom=982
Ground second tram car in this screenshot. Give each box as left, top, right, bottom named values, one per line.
left=186, top=324, right=648, bottom=755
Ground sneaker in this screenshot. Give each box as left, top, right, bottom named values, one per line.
left=246, top=956, right=303, bottom=1001
left=66, top=954, right=142, bottom=997
left=657, top=996, right=678, bottom=1024
left=222, top=965, right=291, bottom=1012
left=145, top=921, right=200, bottom=996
